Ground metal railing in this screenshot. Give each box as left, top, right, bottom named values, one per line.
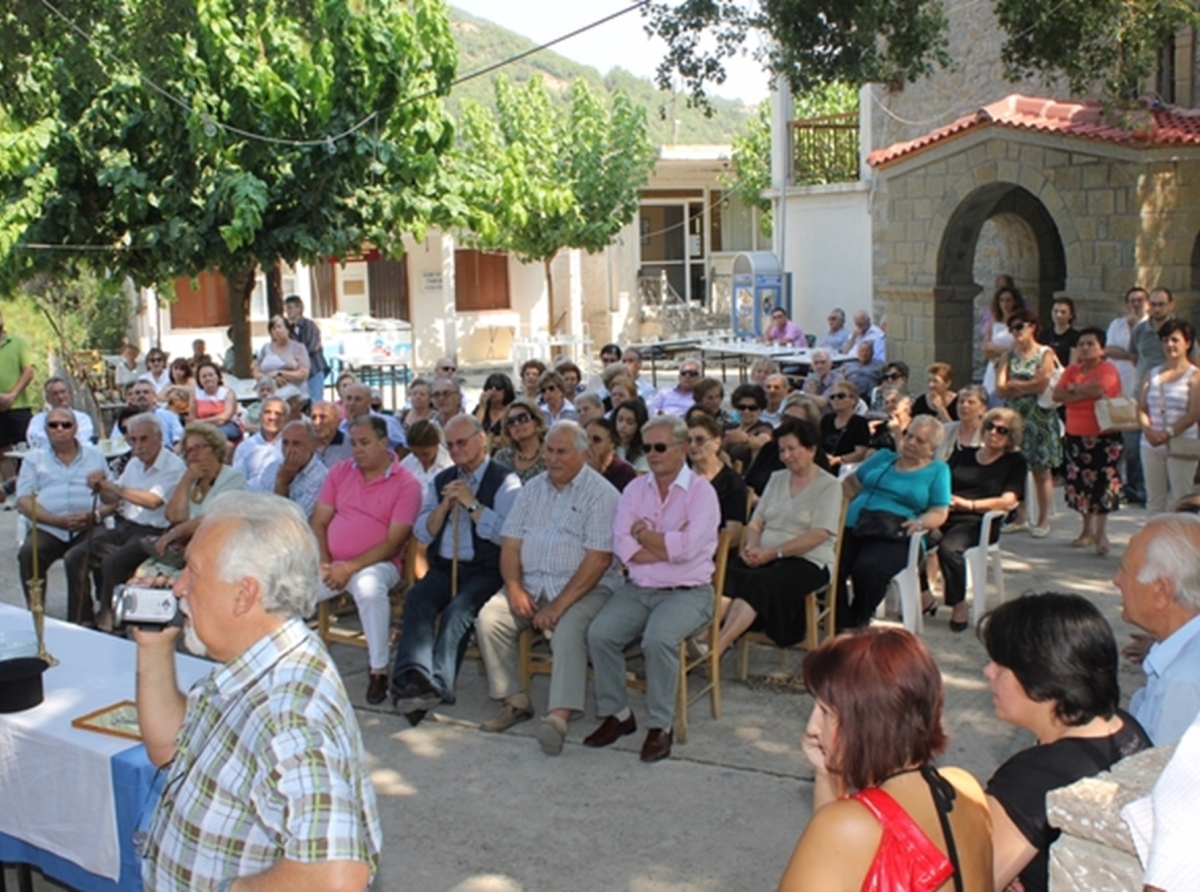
left=789, top=112, right=860, bottom=185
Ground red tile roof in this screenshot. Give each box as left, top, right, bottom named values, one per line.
left=867, top=93, right=1200, bottom=167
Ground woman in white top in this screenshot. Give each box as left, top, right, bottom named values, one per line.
left=252, top=315, right=310, bottom=386
left=936, top=385, right=988, bottom=462
left=187, top=361, right=240, bottom=440
left=139, top=349, right=172, bottom=396
left=1138, top=319, right=1200, bottom=513
left=982, top=285, right=1024, bottom=400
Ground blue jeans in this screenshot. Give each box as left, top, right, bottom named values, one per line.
left=307, top=368, right=326, bottom=406
left=391, top=561, right=503, bottom=702
left=1123, top=430, right=1146, bottom=502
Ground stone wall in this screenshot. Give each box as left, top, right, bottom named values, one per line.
left=1046, top=744, right=1174, bottom=891
left=870, top=128, right=1200, bottom=384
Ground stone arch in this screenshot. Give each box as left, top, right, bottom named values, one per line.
left=1191, top=230, right=1200, bottom=292
left=933, top=183, right=1067, bottom=385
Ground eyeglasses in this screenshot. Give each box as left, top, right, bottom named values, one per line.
left=1008, top=322, right=1027, bottom=332
left=588, top=435, right=607, bottom=444
left=1149, top=301, right=1170, bottom=308
left=735, top=403, right=760, bottom=412
left=148, top=357, right=166, bottom=363
left=984, top=421, right=1011, bottom=435
left=185, top=443, right=213, bottom=455
left=645, top=442, right=675, bottom=453
left=432, top=391, right=454, bottom=399
left=46, top=421, right=75, bottom=429
left=679, top=369, right=701, bottom=377
left=507, top=413, right=533, bottom=426
left=438, top=365, right=456, bottom=372
left=540, top=385, right=558, bottom=393
left=446, top=437, right=475, bottom=449
left=829, top=393, right=852, bottom=401
left=882, top=373, right=903, bottom=381
left=688, top=436, right=711, bottom=447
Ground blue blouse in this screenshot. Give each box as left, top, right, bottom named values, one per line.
left=847, top=449, right=951, bottom=528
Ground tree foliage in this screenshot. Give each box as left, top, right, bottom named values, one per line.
left=0, top=0, right=458, bottom=373
left=643, top=0, right=1198, bottom=105
left=455, top=75, right=656, bottom=332
left=723, top=100, right=773, bottom=239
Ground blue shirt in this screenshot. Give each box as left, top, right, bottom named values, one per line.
left=846, top=449, right=951, bottom=528
left=1130, top=612, right=1200, bottom=745
left=414, top=458, right=521, bottom=562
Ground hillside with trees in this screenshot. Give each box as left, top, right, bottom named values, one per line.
left=447, top=7, right=753, bottom=145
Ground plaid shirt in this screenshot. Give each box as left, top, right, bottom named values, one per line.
left=143, top=619, right=381, bottom=890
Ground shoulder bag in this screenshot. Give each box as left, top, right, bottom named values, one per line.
left=1159, top=373, right=1200, bottom=459
left=1036, top=348, right=1064, bottom=410
left=852, top=458, right=909, bottom=540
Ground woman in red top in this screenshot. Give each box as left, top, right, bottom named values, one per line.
left=778, top=629, right=993, bottom=892
left=1051, top=327, right=1123, bottom=555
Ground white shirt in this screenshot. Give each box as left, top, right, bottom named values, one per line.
left=118, top=446, right=186, bottom=528
left=234, top=432, right=285, bottom=492
left=399, top=445, right=453, bottom=494
left=25, top=409, right=94, bottom=448
left=1106, top=314, right=1144, bottom=399
left=16, top=444, right=111, bottom=541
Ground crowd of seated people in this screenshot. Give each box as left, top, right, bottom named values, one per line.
left=18, top=299, right=1200, bottom=886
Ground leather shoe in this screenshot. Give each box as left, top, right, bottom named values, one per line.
left=366, top=673, right=389, bottom=705
left=583, top=713, right=637, bottom=748
left=404, top=709, right=428, bottom=728
left=480, top=698, right=535, bottom=733
left=392, top=673, right=443, bottom=715
left=640, top=728, right=673, bottom=763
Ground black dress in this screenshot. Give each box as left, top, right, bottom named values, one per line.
left=819, top=413, right=871, bottom=460
left=911, top=393, right=959, bottom=421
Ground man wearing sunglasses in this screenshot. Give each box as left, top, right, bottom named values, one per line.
left=585, top=414, right=721, bottom=762
left=25, top=376, right=95, bottom=448
left=648, top=359, right=704, bottom=417
left=16, top=408, right=113, bottom=611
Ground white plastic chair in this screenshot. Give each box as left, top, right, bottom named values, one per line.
left=876, top=532, right=926, bottom=633
left=966, top=510, right=1007, bottom=626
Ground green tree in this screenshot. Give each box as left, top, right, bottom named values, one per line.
left=642, top=0, right=1197, bottom=104
left=0, top=0, right=458, bottom=374
left=455, top=75, right=656, bottom=333
left=724, top=100, right=773, bottom=239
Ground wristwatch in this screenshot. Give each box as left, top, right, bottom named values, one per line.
left=775, top=547, right=784, bottom=560
left=468, top=501, right=482, bottom=514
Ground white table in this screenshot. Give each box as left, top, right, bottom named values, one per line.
left=0, top=605, right=209, bottom=890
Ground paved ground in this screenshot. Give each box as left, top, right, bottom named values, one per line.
left=0, top=373, right=1155, bottom=891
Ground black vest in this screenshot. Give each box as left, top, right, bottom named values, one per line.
left=429, top=459, right=513, bottom=570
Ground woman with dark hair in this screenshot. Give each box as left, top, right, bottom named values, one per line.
left=981, top=593, right=1151, bottom=892
left=474, top=372, right=515, bottom=440
left=930, top=407, right=1026, bottom=631
left=1052, top=326, right=1123, bottom=554
left=1039, top=297, right=1080, bottom=367
left=692, top=377, right=735, bottom=430
left=778, top=627, right=993, bottom=891
left=614, top=397, right=649, bottom=472
left=819, top=380, right=870, bottom=472
left=723, top=382, right=768, bottom=465
left=556, top=361, right=583, bottom=396
left=493, top=397, right=548, bottom=483
left=187, top=360, right=240, bottom=441
left=519, top=359, right=546, bottom=402
left=605, top=373, right=637, bottom=416
left=1138, top=318, right=1200, bottom=513
left=252, top=314, right=310, bottom=387
left=836, top=415, right=951, bottom=630
left=584, top=417, right=636, bottom=492
left=912, top=362, right=958, bottom=422
left=982, top=284, right=1024, bottom=399
left=140, top=348, right=171, bottom=397
left=686, top=413, right=747, bottom=546
left=165, top=358, right=194, bottom=419
left=713, top=419, right=841, bottom=657
left=996, top=308, right=1061, bottom=536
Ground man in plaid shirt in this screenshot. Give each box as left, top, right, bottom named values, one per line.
left=135, top=491, right=381, bottom=891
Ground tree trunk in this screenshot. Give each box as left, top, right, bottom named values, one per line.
left=225, top=263, right=257, bottom=378
left=266, top=260, right=284, bottom=318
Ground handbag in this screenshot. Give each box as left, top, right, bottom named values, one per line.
left=853, top=508, right=909, bottom=540
left=1157, top=373, right=1200, bottom=458
left=1095, top=396, right=1140, bottom=434
left=1036, top=349, right=1064, bottom=409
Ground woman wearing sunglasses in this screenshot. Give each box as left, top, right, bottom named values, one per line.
left=930, top=408, right=1026, bottom=631
left=473, top=372, right=515, bottom=440
left=1051, top=327, right=1124, bottom=555
left=493, top=398, right=548, bottom=483
left=995, top=309, right=1062, bottom=537
left=819, top=380, right=870, bottom=472
left=536, top=370, right=578, bottom=425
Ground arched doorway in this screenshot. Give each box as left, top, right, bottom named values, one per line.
left=934, top=183, right=1066, bottom=385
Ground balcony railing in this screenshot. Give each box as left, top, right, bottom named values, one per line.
left=789, top=112, right=860, bottom=185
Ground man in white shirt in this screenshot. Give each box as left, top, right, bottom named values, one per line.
left=761, top=374, right=790, bottom=427
left=65, top=412, right=186, bottom=628
left=648, top=359, right=703, bottom=416
left=25, top=377, right=94, bottom=447
left=124, top=379, right=183, bottom=448
left=233, top=397, right=286, bottom=491
left=845, top=310, right=886, bottom=363
left=1115, top=515, right=1200, bottom=745
left=17, top=408, right=113, bottom=618
left=1106, top=287, right=1149, bottom=505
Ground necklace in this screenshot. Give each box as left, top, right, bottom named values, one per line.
left=516, top=444, right=542, bottom=463
left=189, top=476, right=214, bottom=504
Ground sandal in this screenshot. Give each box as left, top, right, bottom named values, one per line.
left=1096, top=539, right=1111, bottom=556
left=1071, top=535, right=1095, bottom=548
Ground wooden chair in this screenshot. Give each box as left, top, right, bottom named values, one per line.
left=736, top=500, right=847, bottom=682
left=674, top=529, right=732, bottom=743
left=316, top=538, right=418, bottom=649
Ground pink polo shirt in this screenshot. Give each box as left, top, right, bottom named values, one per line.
left=317, top=458, right=422, bottom=571
left=613, top=465, right=720, bottom=588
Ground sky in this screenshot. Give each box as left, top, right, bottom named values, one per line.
left=450, top=1, right=771, bottom=106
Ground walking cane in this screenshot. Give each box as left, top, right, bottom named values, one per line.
left=450, top=501, right=459, bottom=598
left=74, top=490, right=102, bottom=626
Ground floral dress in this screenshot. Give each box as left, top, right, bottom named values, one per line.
left=1005, top=346, right=1063, bottom=471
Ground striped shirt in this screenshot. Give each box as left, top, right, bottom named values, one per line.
left=501, top=465, right=623, bottom=601
left=143, top=619, right=382, bottom=891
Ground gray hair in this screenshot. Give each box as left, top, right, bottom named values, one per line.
left=600, top=362, right=628, bottom=387
left=202, top=491, right=320, bottom=617
left=126, top=412, right=163, bottom=437
left=261, top=396, right=288, bottom=414
left=1138, top=514, right=1200, bottom=611
left=830, top=308, right=846, bottom=323
left=444, top=413, right=484, bottom=436
left=546, top=420, right=589, bottom=452
left=908, top=414, right=946, bottom=448
left=284, top=418, right=318, bottom=440
left=958, top=384, right=988, bottom=403
left=811, top=349, right=831, bottom=363
left=623, top=347, right=643, bottom=362
left=43, top=376, right=68, bottom=394
left=575, top=391, right=603, bottom=412
left=782, top=392, right=821, bottom=425
left=643, top=414, right=687, bottom=444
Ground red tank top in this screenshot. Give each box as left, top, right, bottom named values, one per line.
left=849, top=786, right=955, bottom=892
